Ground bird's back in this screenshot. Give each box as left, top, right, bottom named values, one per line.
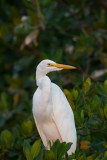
left=51, top=82, right=74, bottom=120
left=51, top=82, right=77, bottom=154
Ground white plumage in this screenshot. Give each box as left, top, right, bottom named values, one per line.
left=32, top=59, right=77, bottom=155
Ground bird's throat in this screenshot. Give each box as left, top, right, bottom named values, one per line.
left=36, top=69, right=46, bottom=87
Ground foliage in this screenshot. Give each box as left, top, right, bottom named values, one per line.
left=0, top=0, right=107, bottom=159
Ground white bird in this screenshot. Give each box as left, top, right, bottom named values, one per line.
left=32, top=59, right=77, bottom=155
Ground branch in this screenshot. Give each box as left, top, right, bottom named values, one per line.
left=31, top=0, right=45, bottom=30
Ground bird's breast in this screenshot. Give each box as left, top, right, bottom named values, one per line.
left=33, top=89, right=53, bottom=122
left=34, top=104, right=53, bottom=122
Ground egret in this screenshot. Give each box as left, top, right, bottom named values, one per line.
left=32, top=59, right=77, bottom=155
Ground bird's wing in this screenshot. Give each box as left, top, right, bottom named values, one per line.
left=51, top=83, right=77, bottom=154
left=33, top=116, right=48, bottom=148
left=33, top=89, right=49, bottom=149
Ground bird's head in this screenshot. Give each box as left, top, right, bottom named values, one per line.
left=37, top=59, right=76, bottom=75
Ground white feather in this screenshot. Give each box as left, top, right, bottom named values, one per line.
left=32, top=60, right=77, bottom=155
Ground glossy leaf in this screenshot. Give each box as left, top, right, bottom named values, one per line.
left=31, top=139, right=41, bottom=159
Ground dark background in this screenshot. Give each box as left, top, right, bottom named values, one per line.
left=0, top=0, right=107, bottom=159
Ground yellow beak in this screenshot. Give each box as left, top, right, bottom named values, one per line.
left=49, top=63, right=76, bottom=69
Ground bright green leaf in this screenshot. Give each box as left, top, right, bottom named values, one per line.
left=83, top=78, right=91, bottom=94
left=72, top=88, right=78, bottom=100
left=86, top=77, right=91, bottom=85
left=31, top=139, right=41, bottom=159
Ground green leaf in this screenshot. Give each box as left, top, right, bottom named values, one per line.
left=83, top=82, right=89, bottom=94
left=23, top=140, right=32, bottom=160
left=102, top=142, right=107, bottom=149
left=86, top=104, right=93, bottom=117
left=78, top=154, right=86, bottom=160
left=87, top=153, right=97, bottom=160
left=0, top=130, right=14, bottom=149
left=74, top=111, right=82, bottom=126
left=50, top=139, right=60, bottom=154
left=21, top=120, right=33, bottom=136
left=99, top=107, right=104, bottom=121
left=31, top=139, right=41, bottom=159
left=1, top=92, right=9, bottom=109
left=86, top=77, right=91, bottom=85
left=104, top=105, right=107, bottom=119
left=104, top=151, right=107, bottom=157
left=50, top=139, right=66, bottom=158
left=63, top=89, right=72, bottom=97
left=25, top=148, right=32, bottom=160
left=63, top=89, right=74, bottom=109
left=92, top=95, right=100, bottom=111
left=66, top=142, right=72, bottom=151
left=45, top=150, right=56, bottom=160
left=95, top=156, right=101, bottom=160
left=72, top=88, right=78, bottom=100
left=81, top=109, right=84, bottom=122
left=95, top=82, right=105, bottom=96
left=104, top=80, right=107, bottom=93
left=57, top=142, right=66, bottom=159
left=83, top=78, right=91, bottom=94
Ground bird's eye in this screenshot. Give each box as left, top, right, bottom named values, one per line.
left=48, top=63, right=54, bottom=67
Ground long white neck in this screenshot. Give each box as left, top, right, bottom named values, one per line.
left=36, top=68, right=46, bottom=87
left=36, top=68, right=51, bottom=103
